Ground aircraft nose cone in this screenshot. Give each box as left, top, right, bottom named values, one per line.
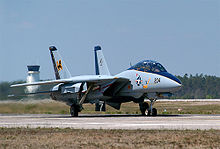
left=161, top=72, right=182, bottom=91
left=154, top=72, right=182, bottom=92
left=170, top=77, right=182, bottom=91
left=174, top=81, right=182, bottom=90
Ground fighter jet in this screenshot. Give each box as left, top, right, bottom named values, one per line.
left=11, top=46, right=182, bottom=117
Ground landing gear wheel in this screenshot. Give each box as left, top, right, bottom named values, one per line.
left=139, top=102, right=149, bottom=116
left=152, top=108, right=157, bottom=116
left=147, top=110, right=151, bottom=116
left=70, top=105, right=79, bottom=117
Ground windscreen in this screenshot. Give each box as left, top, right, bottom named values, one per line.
left=129, top=61, right=167, bottom=73
left=150, top=63, right=167, bottom=73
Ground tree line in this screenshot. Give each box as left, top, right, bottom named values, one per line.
left=175, top=74, right=220, bottom=99
left=1, top=74, right=220, bottom=100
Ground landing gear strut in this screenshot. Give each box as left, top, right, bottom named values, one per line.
left=148, top=98, right=157, bottom=116
left=70, top=84, right=93, bottom=117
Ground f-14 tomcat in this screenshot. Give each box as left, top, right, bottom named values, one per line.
left=11, top=46, right=182, bottom=117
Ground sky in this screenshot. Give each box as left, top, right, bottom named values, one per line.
left=0, top=0, right=219, bottom=82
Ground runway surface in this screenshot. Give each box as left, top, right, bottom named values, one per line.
left=0, top=114, right=220, bottom=130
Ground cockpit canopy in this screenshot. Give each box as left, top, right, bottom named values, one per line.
left=128, top=60, right=167, bottom=73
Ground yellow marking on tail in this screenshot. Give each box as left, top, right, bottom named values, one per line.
left=57, top=60, right=63, bottom=71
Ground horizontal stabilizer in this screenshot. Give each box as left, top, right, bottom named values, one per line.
left=26, top=90, right=54, bottom=95
left=8, top=90, right=54, bottom=98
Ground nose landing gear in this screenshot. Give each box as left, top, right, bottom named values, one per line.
left=148, top=98, right=157, bottom=116
left=139, top=102, right=149, bottom=116
left=139, top=98, right=157, bottom=116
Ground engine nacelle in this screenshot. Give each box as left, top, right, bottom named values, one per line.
left=52, top=83, right=87, bottom=94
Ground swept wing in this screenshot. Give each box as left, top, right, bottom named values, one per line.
left=11, top=75, right=129, bottom=88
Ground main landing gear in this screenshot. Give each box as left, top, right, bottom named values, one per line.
left=70, top=84, right=93, bottom=117
left=139, top=98, right=157, bottom=116
left=70, top=105, right=80, bottom=117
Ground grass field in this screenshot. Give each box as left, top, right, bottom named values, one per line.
left=0, top=128, right=219, bottom=149
left=0, top=99, right=220, bottom=115
left=0, top=100, right=220, bottom=148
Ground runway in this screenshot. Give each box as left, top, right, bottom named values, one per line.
left=0, top=114, right=220, bottom=130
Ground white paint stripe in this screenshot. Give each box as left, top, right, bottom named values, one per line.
left=0, top=122, right=220, bottom=126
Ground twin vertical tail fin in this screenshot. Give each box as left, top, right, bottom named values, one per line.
left=94, top=46, right=111, bottom=76
left=49, top=45, right=110, bottom=80
left=49, top=46, right=71, bottom=80
left=49, top=46, right=61, bottom=80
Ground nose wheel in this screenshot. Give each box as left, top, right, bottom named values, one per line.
left=148, top=107, right=157, bottom=116
left=139, top=102, right=149, bottom=116
left=139, top=98, right=157, bottom=116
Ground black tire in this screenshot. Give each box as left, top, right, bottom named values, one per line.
left=147, top=110, right=151, bottom=116
left=139, top=102, right=149, bottom=116
left=152, top=108, right=157, bottom=116
left=70, top=105, right=79, bottom=117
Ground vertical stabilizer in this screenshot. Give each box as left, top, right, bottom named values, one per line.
left=94, top=46, right=111, bottom=76
left=49, top=46, right=60, bottom=80
left=49, top=46, right=71, bottom=80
